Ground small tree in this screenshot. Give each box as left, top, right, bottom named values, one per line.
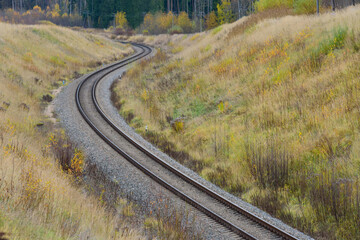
left=115, top=11, right=128, bottom=29
left=159, top=11, right=174, bottom=33
left=144, top=12, right=155, bottom=33
left=206, top=11, right=218, bottom=30
left=32, top=5, right=43, bottom=15
left=52, top=3, right=61, bottom=18
left=177, top=11, right=192, bottom=33
left=46, top=4, right=60, bottom=18
left=217, top=0, right=233, bottom=25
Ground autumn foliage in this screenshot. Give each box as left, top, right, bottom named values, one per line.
left=115, top=11, right=128, bottom=29
left=0, top=4, right=82, bottom=26
left=205, top=11, right=218, bottom=30
left=217, top=0, right=234, bottom=24
left=177, top=12, right=193, bottom=33
left=139, top=0, right=239, bottom=34
left=140, top=11, right=194, bottom=35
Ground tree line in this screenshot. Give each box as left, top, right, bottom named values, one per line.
left=0, top=0, right=256, bottom=28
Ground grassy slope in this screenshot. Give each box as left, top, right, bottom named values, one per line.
left=0, top=23, right=143, bottom=239
left=115, top=6, right=360, bottom=239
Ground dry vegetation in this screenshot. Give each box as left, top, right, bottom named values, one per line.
left=114, top=5, right=360, bottom=239
left=0, top=22, right=145, bottom=239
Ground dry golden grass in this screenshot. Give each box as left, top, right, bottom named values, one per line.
left=0, top=22, right=142, bottom=239
left=115, top=5, right=360, bottom=239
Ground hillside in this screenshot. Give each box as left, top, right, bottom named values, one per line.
left=0, top=23, right=143, bottom=239
left=113, top=6, right=360, bottom=239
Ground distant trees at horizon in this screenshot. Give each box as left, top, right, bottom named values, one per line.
left=0, top=0, right=358, bottom=29
left=0, top=0, right=256, bottom=28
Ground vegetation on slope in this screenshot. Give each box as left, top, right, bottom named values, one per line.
left=0, top=22, right=143, bottom=239
left=114, top=6, right=360, bottom=239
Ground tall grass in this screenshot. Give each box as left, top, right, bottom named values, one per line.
left=114, top=5, right=360, bottom=239
left=245, top=138, right=291, bottom=191
left=0, top=22, right=141, bottom=239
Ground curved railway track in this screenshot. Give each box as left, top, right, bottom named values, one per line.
left=75, top=42, right=300, bottom=240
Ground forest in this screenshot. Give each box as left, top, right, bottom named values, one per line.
left=0, top=0, right=256, bottom=28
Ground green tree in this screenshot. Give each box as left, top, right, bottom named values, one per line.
left=150, top=0, right=164, bottom=13
left=205, top=11, right=218, bottom=29
left=115, top=11, right=128, bottom=29
left=217, top=0, right=233, bottom=24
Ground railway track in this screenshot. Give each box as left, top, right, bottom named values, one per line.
left=75, top=42, right=300, bottom=240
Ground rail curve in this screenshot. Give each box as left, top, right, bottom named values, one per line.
left=75, top=42, right=300, bottom=240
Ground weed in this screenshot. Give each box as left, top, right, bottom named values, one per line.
left=201, top=44, right=212, bottom=53
left=350, top=29, right=360, bottom=52
left=22, top=52, right=33, bottom=63
left=190, top=34, right=200, bottom=41
left=171, top=46, right=184, bottom=54
left=190, top=99, right=207, bottom=117
left=50, top=55, right=66, bottom=67
left=212, top=26, right=222, bottom=35
left=210, top=57, right=234, bottom=76
left=245, top=138, right=291, bottom=190
left=144, top=194, right=203, bottom=240
left=20, top=169, right=51, bottom=210
left=309, top=26, right=347, bottom=71
left=172, top=120, right=184, bottom=132
left=48, top=131, right=83, bottom=177
left=6, top=69, right=23, bottom=86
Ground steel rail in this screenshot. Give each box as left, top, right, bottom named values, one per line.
left=92, top=43, right=299, bottom=240
left=76, top=43, right=256, bottom=240
left=76, top=42, right=299, bottom=240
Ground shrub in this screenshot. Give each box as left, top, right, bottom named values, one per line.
left=177, top=12, right=193, bottom=33
left=48, top=132, right=84, bottom=177
left=172, top=120, right=184, bottom=132
left=168, top=25, right=183, bottom=35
